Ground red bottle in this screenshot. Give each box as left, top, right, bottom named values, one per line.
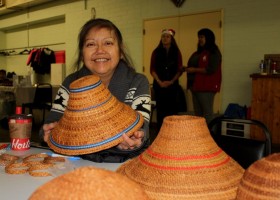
left=8, top=106, right=32, bottom=151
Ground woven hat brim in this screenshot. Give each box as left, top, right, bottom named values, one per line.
left=47, top=108, right=143, bottom=155
left=29, top=166, right=150, bottom=200
left=236, top=153, right=280, bottom=200
left=116, top=115, right=244, bottom=200
left=117, top=153, right=243, bottom=200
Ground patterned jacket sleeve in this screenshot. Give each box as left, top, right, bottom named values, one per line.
left=126, top=73, right=151, bottom=142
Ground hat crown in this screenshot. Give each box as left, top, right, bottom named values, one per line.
left=151, top=116, right=224, bottom=157
left=67, top=75, right=111, bottom=111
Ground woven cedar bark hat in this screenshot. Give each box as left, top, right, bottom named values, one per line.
left=47, top=75, right=144, bottom=155
left=29, top=166, right=150, bottom=200
left=117, top=115, right=245, bottom=200
left=236, top=153, right=280, bottom=200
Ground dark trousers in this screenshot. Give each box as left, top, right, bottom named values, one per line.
left=154, top=86, right=178, bottom=130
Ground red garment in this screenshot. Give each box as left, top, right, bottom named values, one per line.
left=192, top=51, right=221, bottom=92
left=26, top=49, right=38, bottom=65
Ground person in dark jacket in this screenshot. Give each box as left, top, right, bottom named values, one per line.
left=183, top=28, right=222, bottom=124
left=150, top=29, right=184, bottom=131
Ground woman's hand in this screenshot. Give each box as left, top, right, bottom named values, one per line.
left=117, top=130, right=144, bottom=150
left=182, top=66, right=196, bottom=73
left=181, top=66, right=187, bottom=72
left=42, top=122, right=58, bottom=142
left=185, top=67, right=196, bottom=73
left=186, top=67, right=206, bottom=74
left=158, top=80, right=173, bottom=88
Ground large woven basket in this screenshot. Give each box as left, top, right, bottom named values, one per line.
left=236, top=153, right=280, bottom=200
left=47, top=75, right=144, bottom=155
left=117, top=115, right=244, bottom=200
left=29, top=166, right=150, bottom=200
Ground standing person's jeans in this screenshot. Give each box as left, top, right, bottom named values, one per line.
left=191, top=91, right=216, bottom=124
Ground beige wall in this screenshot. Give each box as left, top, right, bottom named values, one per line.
left=0, top=0, right=280, bottom=113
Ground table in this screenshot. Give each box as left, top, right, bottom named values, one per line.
left=0, top=147, right=122, bottom=199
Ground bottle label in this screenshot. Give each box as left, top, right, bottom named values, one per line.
left=11, top=138, right=30, bottom=151
left=8, top=122, right=32, bottom=151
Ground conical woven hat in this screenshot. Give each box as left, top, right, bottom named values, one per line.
left=117, top=115, right=245, bottom=200
left=29, top=166, right=150, bottom=200
left=47, top=75, right=144, bottom=155
left=236, top=153, right=280, bottom=200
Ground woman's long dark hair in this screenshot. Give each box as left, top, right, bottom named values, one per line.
left=73, top=18, right=134, bottom=71
left=197, top=28, right=221, bottom=55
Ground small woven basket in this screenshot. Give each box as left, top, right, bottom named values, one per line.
left=47, top=75, right=144, bottom=155
left=236, top=153, right=280, bottom=200
left=29, top=166, right=150, bottom=200
left=117, top=115, right=244, bottom=200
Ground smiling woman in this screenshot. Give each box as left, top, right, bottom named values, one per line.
left=39, top=18, right=151, bottom=163
left=82, top=27, right=121, bottom=83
